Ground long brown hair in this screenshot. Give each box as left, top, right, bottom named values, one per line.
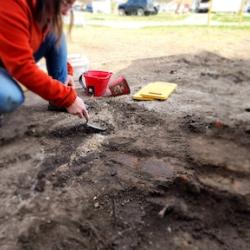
left=29, top=0, right=73, bottom=42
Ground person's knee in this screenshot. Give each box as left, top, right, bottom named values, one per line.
left=0, top=92, right=24, bottom=113
left=45, top=33, right=65, bottom=46
left=0, top=67, right=25, bottom=113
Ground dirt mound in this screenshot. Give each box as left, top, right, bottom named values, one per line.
left=0, top=52, right=250, bottom=249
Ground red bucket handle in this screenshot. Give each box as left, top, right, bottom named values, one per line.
left=79, top=74, right=95, bottom=96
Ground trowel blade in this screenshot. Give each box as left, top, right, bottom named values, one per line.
left=85, top=123, right=106, bottom=133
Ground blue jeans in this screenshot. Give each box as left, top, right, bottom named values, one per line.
left=0, top=33, right=67, bottom=113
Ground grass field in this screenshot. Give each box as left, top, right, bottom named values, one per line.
left=68, top=23, right=250, bottom=73
left=212, top=13, right=250, bottom=22
left=82, top=12, right=190, bottom=22
left=76, top=11, right=250, bottom=25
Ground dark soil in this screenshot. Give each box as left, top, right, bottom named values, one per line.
left=0, top=52, right=250, bottom=250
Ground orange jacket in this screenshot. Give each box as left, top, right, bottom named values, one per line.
left=0, top=0, right=77, bottom=107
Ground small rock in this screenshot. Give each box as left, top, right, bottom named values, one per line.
left=158, top=204, right=174, bottom=218
left=110, top=170, right=117, bottom=176
left=214, top=119, right=224, bottom=129
left=176, top=175, right=189, bottom=183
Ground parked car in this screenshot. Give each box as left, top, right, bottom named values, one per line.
left=193, top=0, right=210, bottom=13
left=73, top=3, right=85, bottom=11
left=84, top=3, right=93, bottom=13
left=118, top=0, right=159, bottom=16
left=246, top=4, right=250, bottom=13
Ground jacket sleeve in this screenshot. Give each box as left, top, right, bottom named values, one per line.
left=0, top=1, right=77, bottom=107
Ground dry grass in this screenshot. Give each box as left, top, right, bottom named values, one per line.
left=68, top=25, right=250, bottom=72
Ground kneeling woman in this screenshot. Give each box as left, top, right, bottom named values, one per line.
left=0, top=0, right=89, bottom=121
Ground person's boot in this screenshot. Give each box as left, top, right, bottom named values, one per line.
left=47, top=103, right=67, bottom=112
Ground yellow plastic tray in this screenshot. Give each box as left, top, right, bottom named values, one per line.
left=133, top=82, right=177, bottom=101
left=132, top=88, right=154, bottom=101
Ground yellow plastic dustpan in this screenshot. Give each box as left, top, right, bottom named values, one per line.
left=133, top=82, right=177, bottom=101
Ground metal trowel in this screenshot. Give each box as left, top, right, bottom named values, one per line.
left=83, top=118, right=106, bottom=133
left=82, top=105, right=106, bottom=133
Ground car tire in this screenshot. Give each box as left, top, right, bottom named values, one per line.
left=137, top=8, right=144, bottom=16
left=118, top=8, right=126, bottom=16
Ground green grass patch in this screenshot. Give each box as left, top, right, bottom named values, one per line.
left=212, top=13, right=250, bottom=23
left=141, top=25, right=250, bottom=31
left=68, top=24, right=250, bottom=35
left=83, top=12, right=189, bottom=22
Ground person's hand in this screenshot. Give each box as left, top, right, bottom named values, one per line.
left=66, top=96, right=89, bottom=121
left=65, top=74, right=75, bottom=89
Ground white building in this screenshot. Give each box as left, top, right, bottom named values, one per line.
left=92, top=0, right=112, bottom=14
left=192, top=0, right=244, bottom=13
left=211, top=0, right=243, bottom=13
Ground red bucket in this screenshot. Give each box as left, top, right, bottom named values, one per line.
left=80, top=70, right=112, bottom=97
